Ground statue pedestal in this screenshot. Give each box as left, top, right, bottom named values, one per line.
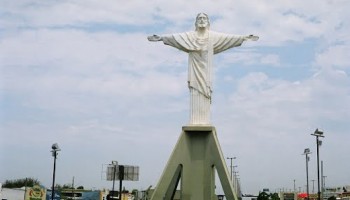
left=150, top=126, right=238, bottom=200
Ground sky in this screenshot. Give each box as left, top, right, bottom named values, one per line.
left=1, top=0, right=350, bottom=195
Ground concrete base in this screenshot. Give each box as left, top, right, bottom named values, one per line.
left=150, top=126, right=237, bottom=200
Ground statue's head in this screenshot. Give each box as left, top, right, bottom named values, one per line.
left=195, top=13, right=210, bottom=30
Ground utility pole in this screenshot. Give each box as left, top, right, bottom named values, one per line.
left=226, top=157, right=236, bottom=180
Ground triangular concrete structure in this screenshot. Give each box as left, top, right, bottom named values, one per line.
left=150, top=126, right=238, bottom=200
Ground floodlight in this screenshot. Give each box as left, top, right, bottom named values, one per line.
left=50, top=143, right=61, bottom=200
left=304, top=148, right=311, bottom=154
left=318, top=140, right=322, bottom=146
left=51, top=143, right=61, bottom=151
left=310, top=128, right=325, bottom=200
left=314, top=129, right=323, bottom=136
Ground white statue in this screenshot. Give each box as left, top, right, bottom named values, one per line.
left=148, top=13, right=258, bottom=125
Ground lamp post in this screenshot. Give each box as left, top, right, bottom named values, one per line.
left=234, top=171, right=239, bottom=196
left=232, top=165, right=238, bottom=191
left=226, top=157, right=236, bottom=181
left=322, top=175, right=327, bottom=198
left=303, top=148, right=311, bottom=200
left=236, top=177, right=241, bottom=198
left=311, top=129, right=324, bottom=200
left=51, top=143, right=61, bottom=200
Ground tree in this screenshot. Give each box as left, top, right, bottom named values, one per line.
left=131, top=189, right=138, bottom=199
left=131, top=189, right=138, bottom=195
left=55, top=184, right=63, bottom=190
left=62, top=184, right=73, bottom=189
left=270, top=193, right=280, bottom=200
left=2, top=178, right=40, bottom=188
left=257, top=191, right=270, bottom=200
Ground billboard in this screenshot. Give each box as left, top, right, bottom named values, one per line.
left=123, top=165, right=139, bottom=181
left=106, top=164, right=139, bottom=181
left=106, top=164, right=119, bottom=181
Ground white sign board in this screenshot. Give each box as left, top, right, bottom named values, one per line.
left=106, top=163, right=119, bottom=181
left=106, top=163, right=139, bottom=181
left=123, top=165, right=139, bottom=181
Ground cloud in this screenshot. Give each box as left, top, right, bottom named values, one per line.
left=260, top=54, right=281, bottom=66
left=213, top=67, right=350, bottom=192
left=315, top=44, right=350, bottom=69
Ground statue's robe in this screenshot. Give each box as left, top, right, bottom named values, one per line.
left=162, top=31, right=245, bottom=124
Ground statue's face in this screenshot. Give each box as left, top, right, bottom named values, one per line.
left=196, top=13, right=209, bottom=28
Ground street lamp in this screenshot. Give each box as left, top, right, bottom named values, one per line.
left=311, top=129, right=324, bottom=200
left=51, top=143, right=61, bottom=200
left=237, top=177, right=241, bottom=198
left=303, top=148, right=311, bottom=200
left=226, top=157, right=236, bottom=180
left=234, top=171, right=239, bottom=196
left=322, top=175, right=327, bottom=197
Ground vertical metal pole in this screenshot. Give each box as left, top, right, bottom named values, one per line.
left=71, top=176, right=74, bottom=199
left=235, top=174, right=238, bottom=196
left=316, top=136, right=321, bottom=200
left=321, top=161, right=324, bottom=199
left=229, top=158, right=233, bottom=180
left=227, top=157, right=236, bottom=181
left=119, top=165, right=124, bottom=200
left=232, top=166, right=235, bottom=194
left=24, top=178, right=27, bottom=200
left=237, top=178, right=240, bottom=198
left=112, top=164, right=116, bottom=193
left=51, top=152, right=57, bottom=200
left=306, top=154, right=309, bottom=200
left=234, top=172, right=236, bottom=194
left=323, top=176, right=326, bottom=197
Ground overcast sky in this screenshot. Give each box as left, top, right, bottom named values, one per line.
left=1, top=0, right=350, bottom=195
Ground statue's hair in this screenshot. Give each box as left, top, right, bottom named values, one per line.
left=195, top=13, right=210, bottom=30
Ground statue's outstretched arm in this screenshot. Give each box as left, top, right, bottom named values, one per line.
left=147, top=34, right=163, bottom=42
left=244, top=34, right=259, bottom=41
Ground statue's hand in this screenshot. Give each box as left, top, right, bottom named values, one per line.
left=246, top=35, right=259, bottom=41
left=147, top=35, right=162, bottom=42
